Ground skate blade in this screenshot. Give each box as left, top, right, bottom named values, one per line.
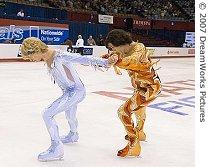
left=125, top=155, right=142, bottom=158
left=38, top=155, right=64, bottom=162
left=62, top=140, right=78, bottom=144
left=117, top=154, right=141, bottom=159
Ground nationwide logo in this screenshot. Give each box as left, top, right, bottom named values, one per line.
left=41, top=30, right=63, bottom=36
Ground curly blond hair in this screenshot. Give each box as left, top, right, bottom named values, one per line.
left=21, top=37, right=48, bottom=56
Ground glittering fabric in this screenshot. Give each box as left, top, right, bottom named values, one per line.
left=43, top=51, right=109, bottom=142
left=113, top=43, right=161, bottom=155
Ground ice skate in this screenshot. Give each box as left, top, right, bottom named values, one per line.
left=117, top=141, right=141, bottom=157
left=60, top=131, right=79, bottom=144
left=117, top=144, right=129, bottom=157
left=38, top=140, right=64, bottom=162
left=118, top=134, right=141, bottom=157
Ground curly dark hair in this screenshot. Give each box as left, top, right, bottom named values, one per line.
left=105, top=29, right=132, bottom=49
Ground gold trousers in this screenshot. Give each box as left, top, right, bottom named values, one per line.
left=117, top=83, right=160, bottom=146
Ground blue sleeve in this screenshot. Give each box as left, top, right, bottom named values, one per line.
left=61, top=52, right=109, bottom=67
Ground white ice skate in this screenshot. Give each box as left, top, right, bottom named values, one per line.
left=60, top=131, right=79, bottom=144
left=38, top=140, right=64, bottom=162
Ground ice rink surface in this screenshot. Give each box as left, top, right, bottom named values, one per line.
left=0, top=58, right=194, bottom=167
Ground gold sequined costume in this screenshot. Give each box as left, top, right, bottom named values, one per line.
left=112, top=43, right=161, bottom=157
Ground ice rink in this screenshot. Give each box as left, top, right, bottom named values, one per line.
left=0, top=57, right=194, bottom=167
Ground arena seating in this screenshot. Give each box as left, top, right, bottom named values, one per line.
left=0, top=0, right=194, bottom=47
left=4, top=0, right=194, bottom=21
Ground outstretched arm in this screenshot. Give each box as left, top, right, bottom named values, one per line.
left=61, top=52, right=110, bottom=68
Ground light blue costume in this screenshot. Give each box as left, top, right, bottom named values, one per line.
left=38, top=51, right=108, bottom=161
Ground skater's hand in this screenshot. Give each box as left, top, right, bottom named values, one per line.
left=101, top=53, right=111, bottom=59
left=108, top=54, right=119, bottom=65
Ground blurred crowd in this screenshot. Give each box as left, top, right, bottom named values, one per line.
left=13, top=0, right=194, bottom=20
left=174, top=0, right=195, bottom=20
left=45, top=0, right=185, bottom=19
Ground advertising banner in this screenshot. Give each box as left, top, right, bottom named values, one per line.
left=185, top=32, right=195, bottom=45
left=98, top=14, right=113, bottom=24
left=0, top=25, right=69, bottom=44
left=133, top=19, right=151, bottom=29
left=148, top=47, right=195, bottom=57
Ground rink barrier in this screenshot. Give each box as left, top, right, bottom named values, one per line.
left=0, top=44, right=194, bottom=62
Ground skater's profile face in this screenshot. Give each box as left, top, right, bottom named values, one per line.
left=107, top=43, right=129, bottom=54
left=107, top=43, right=115, bottom=51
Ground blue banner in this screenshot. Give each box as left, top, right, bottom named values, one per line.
left=83, top=48, right=93, bottom=55
left=0, top=25, right=69, bottom=44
